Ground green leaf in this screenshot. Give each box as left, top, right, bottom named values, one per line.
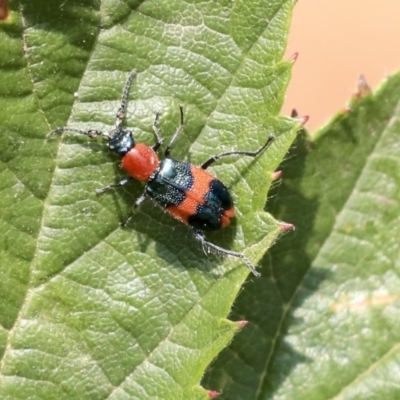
left=204, top=73, right=400, bottom=398
left=0, top=0, right=297, bottom=398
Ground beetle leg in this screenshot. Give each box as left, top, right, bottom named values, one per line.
left=95, top=176, right=133, bottom=194
left=164, top=106, right=185, bottom=157
left=152, top=111, right=164, bottom=151
left=201, top=133, right=275, bottom=170
left=121, top=191, right=147, bottom=227
left=193, top=231, right=261, bottom=277
left=134, top=191, right=147, bottom=208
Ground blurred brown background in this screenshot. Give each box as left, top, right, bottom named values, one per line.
left=283, top=1, right=400, bottom=132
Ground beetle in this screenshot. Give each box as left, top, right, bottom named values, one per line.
left=48, top=69, right=275, bottom=276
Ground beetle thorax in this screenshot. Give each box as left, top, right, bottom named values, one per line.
left=122, top=143, right=160, bottom=181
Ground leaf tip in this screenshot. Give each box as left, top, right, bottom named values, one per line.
left=271, top=170, right=282, bottom=180
left=290, top=110, right=309, bottom=127
left=297, top=115, right=309, bottom=126
left=235, top=320, right=249, bottom=329
left=289, top=52, right=299, bottom=64
left=343, top=106, right=353, bottom=114
left=279, top=222, right=295, bottom=232
left=353, top=74, right=371, bottom=99
left=208, top=390, right=221, bottom=398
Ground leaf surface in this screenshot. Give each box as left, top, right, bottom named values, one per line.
left=0, top=0, right=297, bottom=398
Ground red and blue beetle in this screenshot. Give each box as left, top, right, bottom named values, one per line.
left=48, top=69, right=275, bottom=277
